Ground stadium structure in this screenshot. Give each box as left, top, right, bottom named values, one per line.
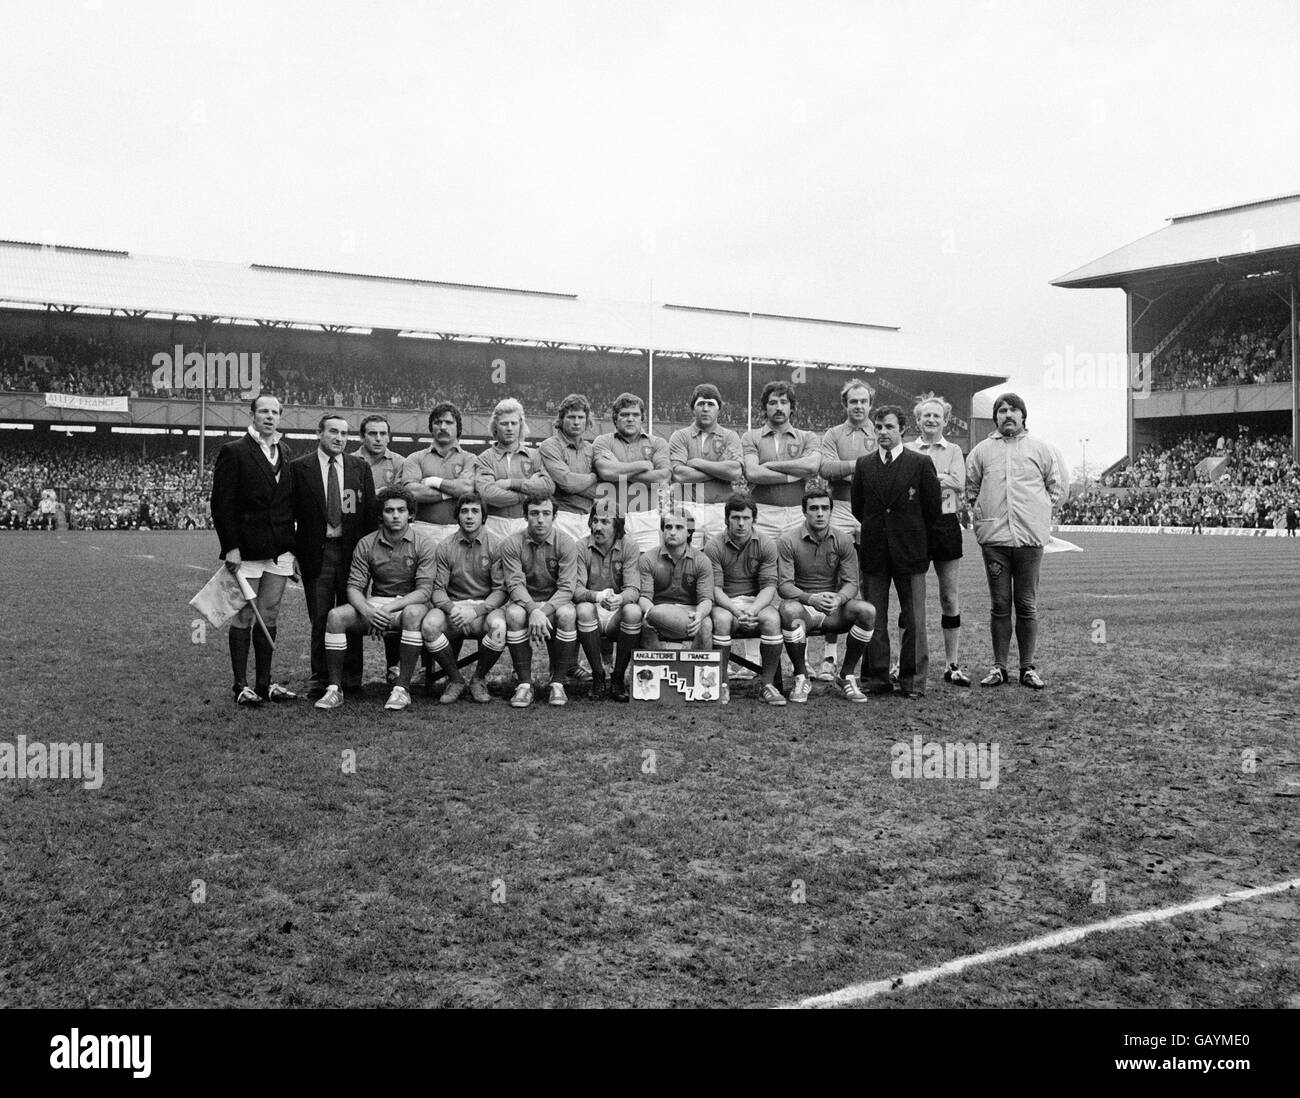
left=0, top=240, right=1004, bottom=463
left=1054, top=191, right=1300, bottom=472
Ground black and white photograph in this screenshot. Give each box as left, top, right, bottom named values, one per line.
left=1, top=0, right=1296, bottom=1074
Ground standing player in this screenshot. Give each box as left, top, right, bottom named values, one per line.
left=352, top=414, right=406, bottom=491
left=667, top=383, right=743, bottom=548
left=742, top=380, right=822, bottom=546
left=574, top=498, right=643, bottom=701
left=593, top=392, right=671, bottom=553
left=538, top=393, right=601, bottom=543
left=475, top=397, right=554, bottom=542
left=403, top=402, right=478, bottom=545
left=965, top=392, right=1064, bottom=689
left=210, top=394, right=297, bottom=706
left=420, top=492, right=508, bottom=705
left=704, top=494, right=787, bottom=706
left=498, top=494, right=581, bottom=708
left=817, top=377, right=877, bottom=681
left=638, top=509, right=715, bottom=651
left=777, top=487, right=875, bottom=704
left=906, top=392, right=970, bottom=686
left=314, top=486, right=437, bottom=712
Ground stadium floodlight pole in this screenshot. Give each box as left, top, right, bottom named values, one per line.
left=195, top=315, right=215, bottom=481
left=647, top=279, right=654, bottom=436
left=1080, top=437, right=1089, bottom=491
left=747, top=290, right=754, bottom=433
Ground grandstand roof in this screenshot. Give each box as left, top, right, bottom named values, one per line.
left=1052, top=192, right=1300, bottom=290
left=0, top=240, right=999, bottom=381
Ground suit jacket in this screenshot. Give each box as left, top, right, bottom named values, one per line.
left=850, top=447, right=942, bottom=576
left=290, top=450, right=377, bottom=578
left=210, top=433, right=296, bottom=561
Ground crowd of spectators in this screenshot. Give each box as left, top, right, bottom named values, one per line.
left=0, top=437, right=213, bottom=530
left=1062, top=426, right=1300, bottom=529
left=1152, top=299, right=1293, bottom=391
left=0, top=330, right=862, bottom=429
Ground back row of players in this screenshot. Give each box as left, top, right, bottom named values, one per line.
left=212, top=377, right=972, bottom=709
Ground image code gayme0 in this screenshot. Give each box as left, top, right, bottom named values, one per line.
left=630, top=650, right=727, bottom=704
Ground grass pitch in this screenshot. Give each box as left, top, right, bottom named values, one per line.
left=1, top=530, right=1298, bottom=1007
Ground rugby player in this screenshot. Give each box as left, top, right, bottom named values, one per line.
left=420, top=491, right=508, bottom=705
left=475, top=397, right=555, bottom=541
left=538, top=393, right=601, bottom=544
left=499, top=494, right=581, bottom=707
left=704, top=494, right=786, bottom=706
left=315, top=486, right=437, bottom=712
left=906, top=392, right=970, bottom=686
left=817, top=377, right=877, bottom=682
left=574, top=497, right=643, bottom=702
left=742, top=379, right=822, bottom=545
left=593, top=392, right=670, bottom=553
left=352, top=414, right=406, bottom=491
left=402, top=402, right=478, bottom=544
left=638, top=508, right=715, bottom=651
left=667, top=383, right=743, bottom=548
left=777, top=487, right=875, bottom=704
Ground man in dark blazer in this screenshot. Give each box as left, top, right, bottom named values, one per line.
left=211, top=394, right=298, bottom=705
left=292, top=413, right=377, bottom=694
left=850, top=404, right=942, bottom=697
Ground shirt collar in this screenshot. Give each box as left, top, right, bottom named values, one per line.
left=525, top=527, right=555, bottom=548
left=585, top=534, right=616, bottom=556
left=800, top=524, right=830, bottom=543
left=317, top=448, right=340, bottom=469
left=880, top=442, right=903, bottom=461
left=724, top=532, right=753, bottom=552
left=555, top=431, right=587, bottom=450
left=913, top=435, right=949, bottom=449
left=616, top=430, right=650, bottom=443
left=456, top=525, right=486, bottom=547
left=352, top=445, right=398, bottom=464
left=377, top=524, right=413, bottom=550
left=839, top=420, right=872, bottom=435
left=248, top=424, right=282, bottom=448
left=429, top=442, right=464, bottom=458
left=761, top=422, right=797, bottom=438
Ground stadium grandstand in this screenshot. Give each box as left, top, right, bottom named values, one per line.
left=0, top=240, right=1003, bottom=527
left=1052, top=191, right=1300, bottom=532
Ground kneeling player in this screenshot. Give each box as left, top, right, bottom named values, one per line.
left=574, top=498, right=643, bottom=702
left=420, top=492, right=508, bottom=704
left=704, top=494, right=786, bottom=706
left=499, top=494, right=581, bottom=707
left=777, top=487, right=875, bottom=704
left=315, top=486, right=437, bottom=711
left=638, top=508, right=714, bottom=650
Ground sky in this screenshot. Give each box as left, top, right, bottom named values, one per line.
left=3, top=0, right=1299, bottom=472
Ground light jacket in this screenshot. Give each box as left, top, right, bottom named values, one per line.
left=965, top=429, right=1064, bottom=547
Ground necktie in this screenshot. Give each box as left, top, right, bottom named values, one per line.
left=883, top=449, right=893, bottom=465
left=327, top=456, right=343, bottom=527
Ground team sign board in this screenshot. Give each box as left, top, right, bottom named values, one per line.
left=630, top=650, right=727, bottom=704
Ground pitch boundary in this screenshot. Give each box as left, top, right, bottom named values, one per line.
left=791, top=875, right=1300, bottom=1008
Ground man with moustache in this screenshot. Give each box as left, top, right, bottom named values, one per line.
left=965, top=392, right=1064, bottom=689
left=742, top=380, right=822, bottom=547
left=402, top=402, right=478, bottom=546
left=573, top=497, right=643, bottom=702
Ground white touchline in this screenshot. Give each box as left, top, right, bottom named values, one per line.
left=793, top=875, right=1300, bottom=1009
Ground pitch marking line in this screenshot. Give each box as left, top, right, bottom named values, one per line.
left=793, top=875, right=1300, bottom=1009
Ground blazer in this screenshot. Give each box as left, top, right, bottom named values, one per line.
left=290, top=450, right=377, bottom=578
left=210, top=433, right=297, bottom=562
left=850, top=446, right=942, bottom=576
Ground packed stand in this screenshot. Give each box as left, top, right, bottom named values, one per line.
left=0, top=436, right=213, bottom=530
left=1153, top=299, right=1293, bottom=391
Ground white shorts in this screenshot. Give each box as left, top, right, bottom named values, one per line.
left=623, top=510, right=661, bottom=553
left=681, top=502, right=726, bottom=548
left=553, top=510, right=591, bottom=543
left=754, top=505, right=805, bottom=546
left=485, top=515, right=527, bottom=541
left=412, top=521, right=459, bottom=546
left=830, top=499, right=861, bottom=541
left=237, top=551, right=296, bottom=579
left=597, top=605, right=617, bottom=633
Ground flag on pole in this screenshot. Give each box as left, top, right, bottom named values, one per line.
left=1044, top=535, right=1082, bottom=554
left=189, top=567, right=249, bottom=629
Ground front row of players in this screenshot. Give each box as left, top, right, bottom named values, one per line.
left=311, top=483, right=879, bottom=709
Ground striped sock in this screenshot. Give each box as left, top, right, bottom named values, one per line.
left=325, top=631, right=348, bottom=688
left=398, top=629, right=423, bottom=687
left=474, top=632, right=505, bottom=679
left=842, top=623, right=873, bottom=678
left=760, top=633, right=783, bottom=685
left=551, top=627, right=578, bottom=683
